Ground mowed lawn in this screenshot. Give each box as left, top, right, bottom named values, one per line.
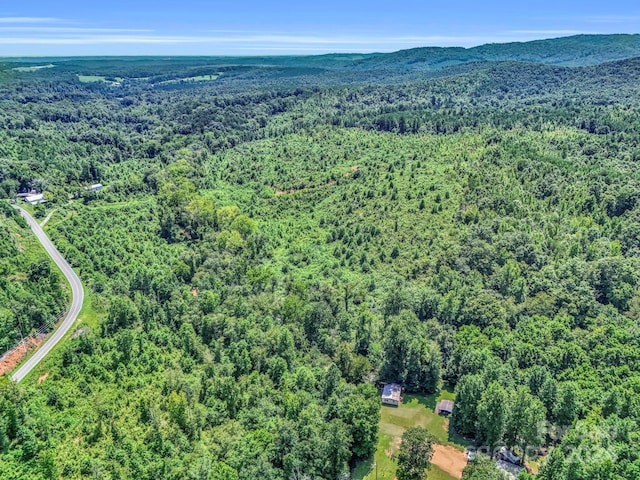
left=353, top=389, right=470, bottom=480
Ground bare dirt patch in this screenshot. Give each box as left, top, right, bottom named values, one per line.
left=387, top=436, right=402, bottom=458
left=38, top=372, right=49, bottom=384
left=0, top=336, right=42, bottom=377
left=431, top=444, right=467, bottom=479
left=343, top=165, right=359, bottom=177
left=275, top=188, right=297, bottom=196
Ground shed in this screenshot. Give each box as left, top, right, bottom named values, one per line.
left=436, top=399, right=454, bottom=415
left=381, top=383, right=402, bottom=407
left=86, top=183, right=103, bottom=191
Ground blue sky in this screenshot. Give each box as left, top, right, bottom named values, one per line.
left=1, top=0, right=639, bottom=56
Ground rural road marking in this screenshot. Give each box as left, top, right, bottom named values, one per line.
left=11, top=205, right=84, bottom=383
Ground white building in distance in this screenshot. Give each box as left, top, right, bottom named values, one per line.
left=24, top=194, right=46, bottom=205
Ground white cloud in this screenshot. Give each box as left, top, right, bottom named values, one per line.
left=0, top=17, right=60, bottom=24
left=0, top=23, right=605, bottom=54
left=0, top=27, right=152, bottom=33
left=0, top=33, right=544, bottom=49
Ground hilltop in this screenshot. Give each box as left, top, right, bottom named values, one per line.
left=3, top=34, right=640, bottom=85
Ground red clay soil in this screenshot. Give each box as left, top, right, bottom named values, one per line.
left=275, top=188, right=297, bottom=196
left=0, top=336, right=42, bottom=377
left=431, top=445, right=467, bottom=479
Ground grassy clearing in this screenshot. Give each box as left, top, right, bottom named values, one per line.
left=78, top=75, right=123, bottom=85
left=157, top=74, right=221, bottom=84
left=12, top=64, right=55, bottom=72
left=353, top=389, right=470, bottom=480
left=78, top=75, right=106, bottom=82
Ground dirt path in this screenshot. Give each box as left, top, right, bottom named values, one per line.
left=39, top=208, right=57, bottom=227
left=431, top=445, right=467, bottom=479
left=273, top=166, right=357, bottom=195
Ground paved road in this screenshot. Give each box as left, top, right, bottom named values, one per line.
left=11, top=205, right=84, bottom=383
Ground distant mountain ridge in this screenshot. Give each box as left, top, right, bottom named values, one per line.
left=350, top=34, right=640, bottom=70
left=2, top=34, right=639, bottom=88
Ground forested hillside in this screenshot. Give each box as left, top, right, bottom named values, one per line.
left=0, top=205, right=68, bottom=354
left=1, top=35, right=640, bottom=480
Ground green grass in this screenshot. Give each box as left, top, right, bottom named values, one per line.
left=78, top=75, right=106, bottom=82
left=353, top=389, right=470, bottom=480
left=78, top=75, right=123, bottom=85
left=430, top=465, right=463, bottom=480
left=12, top=64, right=54, bottom=72
left=76, top=285, right=101, bottom=331
left=157, top=74, right=221, bottom=85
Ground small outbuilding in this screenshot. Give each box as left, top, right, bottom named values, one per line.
left=381, top=383, right=402, bottom=407
left=86, top=183, right=103, bottom=191
left=436, top=399, right=454, bottom=415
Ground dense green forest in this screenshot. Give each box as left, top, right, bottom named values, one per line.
left=1, top=34, right=640, bottom=479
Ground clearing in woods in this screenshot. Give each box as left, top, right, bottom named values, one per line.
left=352, top=390, right=470, bottom=480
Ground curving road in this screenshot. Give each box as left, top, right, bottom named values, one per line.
left=11, top=205, right=84, bottom=383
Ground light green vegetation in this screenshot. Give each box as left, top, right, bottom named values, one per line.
left=77, top=75, right=123, bottom=85
left=156, top=73, right=221, bottom=84
left=11, top=65, right=55, bottom=72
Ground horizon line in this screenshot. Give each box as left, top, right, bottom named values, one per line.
left=0, top=32, right=638, bottom=59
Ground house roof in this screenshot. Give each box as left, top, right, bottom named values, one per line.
left=436, top=399, right=454, bottom=413
left=382, top=383, right=402, bottom=401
